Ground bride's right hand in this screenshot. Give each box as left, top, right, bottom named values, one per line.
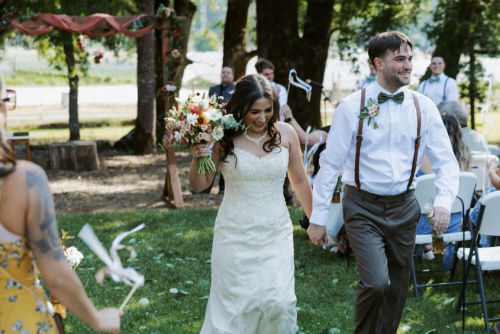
left=192, top=143, right=213, bottom=159
left=92, top=308, right=121, bottom=333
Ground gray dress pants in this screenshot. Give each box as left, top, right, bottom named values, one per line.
left=342, top=185, right=420, bottom=334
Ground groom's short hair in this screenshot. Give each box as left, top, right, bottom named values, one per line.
left=368, top=31, right=413, bottom=66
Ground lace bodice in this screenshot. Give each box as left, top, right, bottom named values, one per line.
left=221, top=147, right=288, bottom=200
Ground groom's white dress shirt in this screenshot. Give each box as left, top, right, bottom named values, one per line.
left=310, top=81, right=459, bottom=227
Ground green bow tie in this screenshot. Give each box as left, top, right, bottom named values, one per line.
left=428, top=76, right=440, bottom=83
left=378, top=92, right=404, bottom=104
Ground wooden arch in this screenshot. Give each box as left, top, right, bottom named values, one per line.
left=10, top=11, right=184, bottom=208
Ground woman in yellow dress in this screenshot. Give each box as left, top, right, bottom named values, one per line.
left=0, top=118, right=121, bottom=333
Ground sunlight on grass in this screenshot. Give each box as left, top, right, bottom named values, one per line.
left=10, top=126, right=133, bottom=143
left=55, top=209, right=500, bottom=333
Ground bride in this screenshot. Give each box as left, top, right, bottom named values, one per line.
left=189, top=74, right=312, bottom=333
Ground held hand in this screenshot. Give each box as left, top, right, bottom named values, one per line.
left=93, top=308, right=121, bottom=333
left=432, top=206, right=450, bottom=234
left=191, top=143, right=213, bottom=159
left=307, top=223, right=328, bottom=247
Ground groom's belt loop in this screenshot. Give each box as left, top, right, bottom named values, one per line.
left=345, top=185, right=414, bottom=203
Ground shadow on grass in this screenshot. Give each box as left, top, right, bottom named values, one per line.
left=58, top=209, right=499, bottom=333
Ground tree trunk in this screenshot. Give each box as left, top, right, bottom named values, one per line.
left=469, top=50, right=476, bottom=129
left=63, top=33, right=80, bottom=141
left=256, top=0, right=334, bottom=128
left=115, top=0, right=157, bottom=154
left=155, top=0, right=196, bottom=142
left=48, top=141, right=99, bottom=171
left=222, top=0, right=256, bottom=80
left=427, top=0, right=479, bottom=79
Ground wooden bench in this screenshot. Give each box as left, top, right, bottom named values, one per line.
left=7, top=132, right=30, bottom=160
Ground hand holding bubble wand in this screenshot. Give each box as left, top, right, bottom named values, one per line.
left=78, top=223, right=145, bottom=312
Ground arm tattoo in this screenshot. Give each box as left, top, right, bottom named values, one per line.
left=26, top=169, right=65, bottom=261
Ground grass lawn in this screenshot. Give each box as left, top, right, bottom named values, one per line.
left=57, top=208, right=500, bottom=333
left=8, top=118, right=134, bottom=144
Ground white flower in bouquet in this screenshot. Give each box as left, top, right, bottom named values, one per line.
left=64, top=246, right=84, bottom=267
left=212, top=126, right=224, bottom=141
left=174, top=131, right=182, bottom=142
left=205, top=108, right=223, bottom=122
left=186, top=113, right=198, bottom=126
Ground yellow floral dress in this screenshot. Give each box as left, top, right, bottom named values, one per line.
left=0, top=236, right=56, bottom=333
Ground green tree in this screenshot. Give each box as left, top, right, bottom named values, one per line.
left=154, top=0, right=196, bottom=142
left=255, top=0, right=423, bottom=128
left=115, top=0, right=158, bottom=154
left=1, top=1, right=137, bottom=140
left=425, top=0, right=499, bottom=129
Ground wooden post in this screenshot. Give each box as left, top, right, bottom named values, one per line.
left=159, top=17, right=183, bottom=208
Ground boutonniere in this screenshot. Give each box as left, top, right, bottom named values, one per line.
left=359, top=97, right=380, bottom=129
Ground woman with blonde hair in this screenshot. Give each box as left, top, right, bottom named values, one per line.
left=0, top=121, right=121, bottom=333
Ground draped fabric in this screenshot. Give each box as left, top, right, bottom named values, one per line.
left=10, top=13, right=156, bottom=38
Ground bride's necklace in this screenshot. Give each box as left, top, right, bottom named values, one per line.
left=243, top=131, right=267, bottom=146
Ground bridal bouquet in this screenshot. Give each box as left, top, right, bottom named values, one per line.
left=165, top=92, right=244, bottom=174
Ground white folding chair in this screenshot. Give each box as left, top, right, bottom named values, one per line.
left=411, top=172, right=477, bottom=298
left=457, top=191, right=500, bottom=333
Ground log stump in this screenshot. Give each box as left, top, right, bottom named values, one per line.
left=48, top=141, right=100, bottom=171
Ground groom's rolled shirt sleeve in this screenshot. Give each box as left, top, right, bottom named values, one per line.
left=310, top=101, right=354, bottom=226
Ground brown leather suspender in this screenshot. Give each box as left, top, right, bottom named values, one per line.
left=407, top=93, right=422, bottom=191
left=354, top=89, right=366, bottom=189
left=354, top=90, right=421, bottom=191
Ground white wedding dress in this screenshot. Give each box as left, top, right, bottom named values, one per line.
left=201, top=146, right=297, bottom=334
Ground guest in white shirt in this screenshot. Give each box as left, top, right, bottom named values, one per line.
left=418, top=56, right=459, bottom=106
left=307, top=31, right=459, bottom=333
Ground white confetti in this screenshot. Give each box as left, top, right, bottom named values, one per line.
left=138, top=298, right=150, bottom=306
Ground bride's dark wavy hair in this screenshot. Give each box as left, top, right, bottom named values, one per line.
left=219, top=74, right=281, bottom=162
left=0, top=125, right=16, bottom=177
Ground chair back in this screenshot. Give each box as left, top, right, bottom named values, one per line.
left=415, top=174, right=437, bottom=214
left=451, top=172, right=477, bottom=214
left=415, top=172, right=477, bottom=215
left=477, top=191, right=500, bottom=237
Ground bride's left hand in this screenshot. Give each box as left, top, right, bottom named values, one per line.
left=191, top=143, right=213, bottom=159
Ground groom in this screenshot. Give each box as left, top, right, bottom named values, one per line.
left=308, top=31, right=459, bottom=333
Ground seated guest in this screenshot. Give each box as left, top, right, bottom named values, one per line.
left=281, top=105, right=327, bottom=145
left=469, top=157, right=500, bottom=247
left=439, top=101, right=489, bottom=153
left=416, top=115, right=470, bottom=268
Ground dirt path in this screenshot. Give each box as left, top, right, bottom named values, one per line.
left=28, top=146, right=223, bottom=213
